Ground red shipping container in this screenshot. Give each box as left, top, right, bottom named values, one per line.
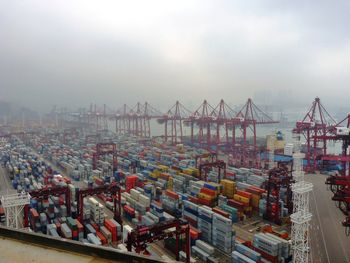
left=190, top=226, right=201, bottom=239
left=197, top=198, right=212, bottom=207
left=227, top=199, right=246, bottom=210
left=188, top=196, right=199, bottom=204
left=245, top=187, right=261, bottom=196
left=165, top=190, right=179, bottom=200
left=200, top=188, right=216, bottom=197
left=248, top=185, right=266, bottom=194
left=72, top=229, right=79, bottom=238
left=123, top=205, right=135, bottom=216
left=212, top=207, right=230, bottom=218
left=91, top=223, right=99, bottom=231
left=104, top=219, right=117, bottom=242
left=96, top=231, right=107, bottom=245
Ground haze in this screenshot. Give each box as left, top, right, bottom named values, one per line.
left=1, top=1, right=350, bottom=112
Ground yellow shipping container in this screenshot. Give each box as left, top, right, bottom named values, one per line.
left=234, top=194, right=250, bottom=205
left=158, top=165, right=169, bottom=171
left=198, top=193, right=213, bottom=201
left=150, top=171, right=159, bottom=178
left=251, top=194, right=260, bottom=208
left=220, top=179, right=235, bottom=187
left=192, top=168, right=199, bottom=176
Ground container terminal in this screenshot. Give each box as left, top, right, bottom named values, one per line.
left=0, top=97, right=349, bottom=263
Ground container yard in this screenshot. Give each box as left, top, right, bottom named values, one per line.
left=1, top=95, right=350, bottom=263
left=2, top=2, right=350, bottom=263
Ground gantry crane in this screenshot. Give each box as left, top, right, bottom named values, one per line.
left=76, top=182, right=122, bottom=225
left=264, top=164, right=294, bottom=224
left=92, top=142, right=118, bottom=172
left=194, top=152, right=217, bottom=168
left=325, top=173, right=350, bottom=235
left=232, top=98, right=278, bottom=168
left=198, top=160, right=226, bottom=182
left=315, top=114, right=350, bottom=175
left=126, top=218, right=190, bottom=263
left=157, top=101, right=192, bottom=145
left=293, top=97, right=337, bottom=172
left=24, top=185, right=71, bottom=227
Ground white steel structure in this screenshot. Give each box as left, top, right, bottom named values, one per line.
left=290, top=134, right=313, bottom=263
left=1, top=192, right=30, bottom=229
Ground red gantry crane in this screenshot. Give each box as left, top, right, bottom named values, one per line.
left=115, top=104, right=132, bottom=136
left=122, top=102, right=163, bottom=138
left=211, top=99, right=237, bottom=149
left=126, top=218, right=190, bottom=263
left=76, top=182, right=122, bottom=225
left=24, top=185, right=71, bottom=228
left=157, top=101, right=192, bottom=145
left=325, top=174, right=350, bottom=235
left=232, top=98, right=278, bottom=168
left=293, top=97, right=337, bottom=172
left=92, top=142, right=118, bottom=172
left=184, top=100, right=216, bottom=149
left=264, top=164, right=293, bottom=225
left=317, top=114, right=350, bottom=175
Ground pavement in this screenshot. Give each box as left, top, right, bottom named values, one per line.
left=306, top=173, right=350, bottom=263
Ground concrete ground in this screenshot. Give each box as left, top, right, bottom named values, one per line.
left=306, top=173, right=350, bottom=263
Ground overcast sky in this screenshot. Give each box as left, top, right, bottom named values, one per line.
left=1, top=1, right=350, bottom=113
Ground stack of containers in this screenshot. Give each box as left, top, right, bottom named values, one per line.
left=68, top=184, right=76, bottom=203
left=60, top=223, right=72, bottom=239
left=76, top=219, right=84, bottom=240
left=100, top=225, right=112, bottom=244
left=66, top=217, right=78, bottom=240
left=123, top=205, right=136, bottom=222
left=245, top=186, right=265, bottom=212
left=233, top=243, right=261, bottom=262
left=189, top=180, right=204, bottom=196
left=231, top=251, right=257, bottom=263
left=88, top=197, right=104, bottom=225
left=162, top=190, right=180, bottom=216
left=197, top=206, right=214, bottom=243
left=191, top=239, right=215, bottom=262
left=39, top=212, right=48, bottom=233
left=104, top=219, right=118, bottom=242
left=233, top=190, right=252, bottom=217
left=150, top=201, right=164, bottom=220
left=220, top=203, right=239, bottom=223
left=220, top=179, right=236, bottom=198
left=197, top=182, right=221, bottom=207
left=47, top=223, right=60, bottom=237
left=182, top=200, right=199, bottom=228
left=246, top=174, right=265, bottom=188
left=87, top=233, right=102, bottom=245
left=252, top=233, right=279, bottom=261
left=83, top=200, right=91, bottom=220
left=212, top=213, right=235, bottom=253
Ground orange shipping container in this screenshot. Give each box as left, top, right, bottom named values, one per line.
left=236, top=190, right=252, bottom=199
